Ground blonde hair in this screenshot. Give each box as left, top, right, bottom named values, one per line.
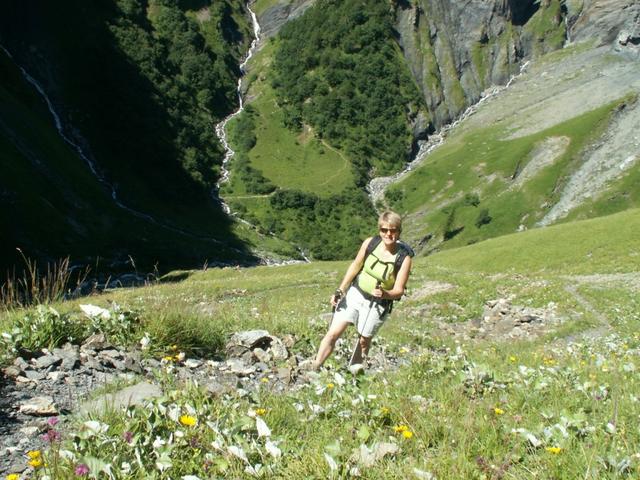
left=378, top=211, right=402, bottom=231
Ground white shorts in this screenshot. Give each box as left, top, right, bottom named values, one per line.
left=331, top=286, right=389, bottom=338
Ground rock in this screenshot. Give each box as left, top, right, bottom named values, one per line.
left=228, top=330, right=271, bottom=348
left=203, top=380, right=226, bottom=397
left=124, top=352, right=143, bottom=373
left=47, top=371, right=65, bottom=382
left=19, top=426, right=40, bottom=437
left=81, top=333, right=111, bottom=351
left=3, top=365, right=22, bottom=378
left=81, top=355, right=103, bottom=371
left=80, top=381, right=162, bottom=415
left=258, top=0, right=316, bottom=40
left=33, top=354, right=62, bottom=370
left=13, top=356, right=29, bottom=370
left=184, top=358, right=201, bottom=369
left=255, top=363, right=271, bottom=374
left=142, top=358, right=161, bottom=371
left=19, top=396, right=58, bottom=416
left=226, top=358, right=256, bottom=376
left=100, top=349, right=123, bottom=360
left=253, top=348, right=272, bottom=364
left=23, top=370, right=45, bottom=381
left=268, top=337, right=289, bottom=362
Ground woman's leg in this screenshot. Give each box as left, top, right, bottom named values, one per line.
left=313, top=320, right=350, bottom=369
left=359, top=335, right=372, bottom=359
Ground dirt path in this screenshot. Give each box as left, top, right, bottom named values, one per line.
left=315, top=140, right=351, bottom=188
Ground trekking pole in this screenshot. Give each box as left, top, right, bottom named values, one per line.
left=349, top=281, right=381, bottom=367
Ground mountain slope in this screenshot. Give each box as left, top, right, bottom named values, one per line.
left=0, top=0, right=262, bottom=272
left=383, top=36, right=640, bottom=253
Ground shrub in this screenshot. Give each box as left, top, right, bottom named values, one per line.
left=475, top=208, right=493, bottom=228
left=1, top=306, right=84, bottom=357
left=464, top=192, right=481, bottom=207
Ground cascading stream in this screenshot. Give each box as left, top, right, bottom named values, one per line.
left=212, top=3, right=310, bottom=263
left=367, top=61, right=531, bottom=205
left=214, top=4, right=262, bottom=215
left=0, top=44, right=235, bottom=248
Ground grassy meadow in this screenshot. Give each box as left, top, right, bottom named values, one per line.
left=2, top=209, right=639, bottom=478
left=222, top=39, right=354, bottom=201
left=386, top=96, right=635, bottom=251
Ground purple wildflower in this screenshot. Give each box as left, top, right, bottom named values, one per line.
left=75, top=464, right=90, bottom=476
left=123, top=431, right=133, bottom=444
left=47, top=417, right=60, bottom=427
left=42, top=429, right=61, bottom=443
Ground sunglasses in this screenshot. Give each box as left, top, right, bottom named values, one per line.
left=379, top=227, right=399, bottom=234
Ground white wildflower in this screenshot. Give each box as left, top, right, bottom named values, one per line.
left=228, top=445, right=249, bottom=463
left=324, top=453, right=338, bottom=471
left=79, top=304, right=111, bottom=319
left=265, top=440, right=282, bottom=459
left=256, top=417, right=271, bottom=437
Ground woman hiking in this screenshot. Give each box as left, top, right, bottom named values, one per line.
left=311, top=211, right=413, bottom=371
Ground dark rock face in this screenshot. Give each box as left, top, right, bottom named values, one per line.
left=394, top=0, right=550, bottom=132
left=568, top=0, right=640, bottom=46
left=394, top=0, right=640, bottom=135
left=507, top=0, right=540, bottom=26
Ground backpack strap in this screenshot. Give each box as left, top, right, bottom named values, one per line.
left=393, top=240, right=415, bottom=275
left=365, top=235, right=382, bottom=257
left=363, top=236, right=414, bottom=275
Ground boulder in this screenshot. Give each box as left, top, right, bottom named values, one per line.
left=19, top=396, right=58, bottom=416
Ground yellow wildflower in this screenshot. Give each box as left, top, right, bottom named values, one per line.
left=494, top=407, right=505, bottom=415
left=179, top=415, right=197, bottom=427
left=260, top=378, right=269, bottom=383
left=255, top=408, right=267, bottom=416
left=402, top=430, right=414, bottom=439
left=6, top=474, right=20, bottom=480
left=28, top=458, right=43, bottom=469
left=26, top=451, right=41, bottom=459
left=509, top=356, right=517, bottom=363
left=545, top=446, right=562, bottom=454
left=380, top=406, right=390, bottom=415
left=326, top=383, right=335, bottom=389
left=394, top=425, right=408, bottom=433
left=162, top=356, right=174, bottom=362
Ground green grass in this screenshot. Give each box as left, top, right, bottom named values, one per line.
left=429, top=208, right=640, bottom=275
left=388, top=96, right=632, bottom=251
left=2, top=204, right=639, bottom=478
left=224, top=42, right=353, bottom=197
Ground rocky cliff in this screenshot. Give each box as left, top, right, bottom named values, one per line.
left=394, top=0, right=564, bottom=133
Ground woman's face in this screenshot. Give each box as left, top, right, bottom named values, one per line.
left=379, top=222, right=400, bottom=245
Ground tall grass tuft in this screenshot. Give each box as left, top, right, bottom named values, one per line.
left=0, top=249, right=89, bottom=310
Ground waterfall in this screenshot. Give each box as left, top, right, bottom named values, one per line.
left=214, top=4, right=262, bottom=214
left=367, top=61, right=531, bottom=205
left=0, top=44, right=236, bottom=248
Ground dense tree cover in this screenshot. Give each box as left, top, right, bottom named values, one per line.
left=109, top=0, right=241, bottom=192
left=267, top=188, right=377, bottom=260
left=271, top=0, right=424, bottom=181
left=0, top=0, right=249, bottom=206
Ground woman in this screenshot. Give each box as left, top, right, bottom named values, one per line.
left=312, top=211, right=413, bottom=370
